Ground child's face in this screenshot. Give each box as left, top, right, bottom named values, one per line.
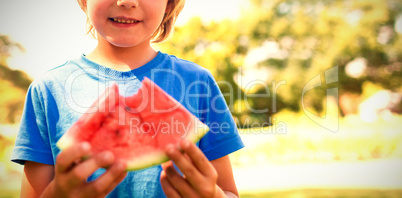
left=85, top=0, right=170, bottom=47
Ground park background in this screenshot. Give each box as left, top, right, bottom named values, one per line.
left=1, top=0, right=401, bottom=197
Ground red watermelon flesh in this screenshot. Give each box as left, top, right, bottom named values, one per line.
left=57, top=77, right=209, bottom=170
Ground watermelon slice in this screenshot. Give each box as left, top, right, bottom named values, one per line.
left=57, top=77, right=209, bottom=170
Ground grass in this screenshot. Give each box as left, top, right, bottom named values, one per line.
left=240, top=189, right=402, bottom=198
left=1, top=112, right=401, bottom=197
left=231, top=111, right=402, bottom=167
left=0, top=191, right=20, bottom=198
left=231, top=111, right=402, bottom=197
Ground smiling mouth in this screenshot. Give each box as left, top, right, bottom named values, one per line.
left=110, top=18, right=140, bottom=24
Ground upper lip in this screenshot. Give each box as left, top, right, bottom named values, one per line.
left=110, top=16, right=142, bottom=23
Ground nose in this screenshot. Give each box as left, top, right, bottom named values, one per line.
left=117, top=0, right=138, bottom=8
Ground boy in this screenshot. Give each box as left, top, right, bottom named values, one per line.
left=12, top=0, right=244, bottom=197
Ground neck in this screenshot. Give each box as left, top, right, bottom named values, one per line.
left=86, top=37, right=157, bottom=71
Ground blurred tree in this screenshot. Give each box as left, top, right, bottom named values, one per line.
left=156, top=17, right=249, bottom=124
left=245, top=0, right=402, bottom=115
left=0, top=35, right=31, bottom=124
left=157, top=0, right=401, bottom=127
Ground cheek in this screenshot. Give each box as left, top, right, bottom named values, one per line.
left=86, top=2, right=108, bottom=25
left=149, top=9, right=167, bottom=30
left=144, top=1, right=168, bottom=21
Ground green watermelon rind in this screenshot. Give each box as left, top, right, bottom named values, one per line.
left=125, top=121, right=210, bottom=171
left=56, top=118, right=210, bottom=171
left=56, top=78, right=211, bottom=171
left=56, top=134, right=74, bottom=152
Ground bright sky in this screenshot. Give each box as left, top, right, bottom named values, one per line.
left=0, top=0, right=245, bottom=79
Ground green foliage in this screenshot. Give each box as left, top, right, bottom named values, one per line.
left=157, top=0, right=402, bottom=127
left=240, top=189, right=402, bottom=198
left=231, top=113, right=402, bottom=166
left=0, top=35, right=31, bottom=124
left=0, top=35, right=24, bottom=60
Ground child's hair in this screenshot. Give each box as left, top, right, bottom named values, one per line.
left=77, top=0, right=185, bottom=43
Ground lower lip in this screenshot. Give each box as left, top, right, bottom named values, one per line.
left=110, top=20, right=140, bottom=28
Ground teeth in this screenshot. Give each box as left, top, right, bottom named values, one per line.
left=113, top=18, right=137, bottom=24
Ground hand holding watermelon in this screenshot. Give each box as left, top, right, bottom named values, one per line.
left=57, top=78, right=209, bottom=170
left=160, top=139, right=228, bottom=198
left=41, top=142, right=127, bottom=197
left=54, top=78, right=212, bottom=196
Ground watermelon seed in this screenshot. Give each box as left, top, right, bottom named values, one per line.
left=125, top=105, right=140, bottom=113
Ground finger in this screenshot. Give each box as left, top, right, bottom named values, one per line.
left=163, top=161, right=196, bottom=197
left=90, top=170, right=127, bottom=198
left=165, top=144, right=204, bottom=187
left=160, top=169, right=181, bottom=198
left=180, top=139, right=216, bottom=177
left=67, top=151, right=115, bottom=186
left=104, top=170, right=127, bottom=194
left=161, top=160, right=174, bottom=172
left=85, top=160, right=127, bottom=196
left=56, top=142, right=91, bottom=173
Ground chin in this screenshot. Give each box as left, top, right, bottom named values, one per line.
left=101, top=36, right=140, bottom=47
left=107, top=40, right=135, bottom=48
left=110, top=39, right=149, bottom=48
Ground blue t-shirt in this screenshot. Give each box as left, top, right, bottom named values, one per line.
left=11, top=51, right=244, bottom=197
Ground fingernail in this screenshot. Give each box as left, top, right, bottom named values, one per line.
left=81, top=142, right=90, bottom=151
left=117, top=161, right=126, bottom=171
left=166, top=145, right=175, bottom=155
left=182, top=139, right=190, bottom=148
left=102, top=152, right=113, bottom=161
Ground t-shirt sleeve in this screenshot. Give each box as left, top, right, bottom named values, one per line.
left=11, top=81, right=54, bottom=165
left=198, top=72, right=244, bottom=161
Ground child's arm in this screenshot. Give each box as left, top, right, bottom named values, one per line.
left=21, top=142, right=127, bottom=198
left=21, top=161, right=54, bottom=197
left=161, top=139, right=239, bottom=198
